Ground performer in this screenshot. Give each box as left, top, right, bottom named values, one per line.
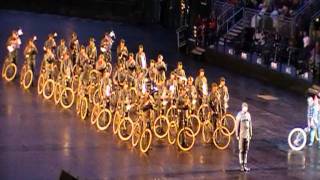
left=126, top=53, right=136, bottom=73
left=86, top=37, right=97, bottom=65
left=23, top=37, right=38, bottom=72
left=208, top=83, right=221, bottom=129
left=57, top=39, right=68, bottom=61
left=96, top=54, right=107, bottom=74
left=308, top=96, right=319, bottom=147
left=100, top=31, right=114, bottom=63
left=194, top=68, right=208, bottom=104
left=69, top=32, right=80, bottom=65
left=6, top=30, right=22, bottom=64
left=135, top=44, right=147, bottom=70
left=173, top=61, right=186, bottom=80
left=43, top=33, right=57, bottom=53
left=236, top=102, right=253, bottom=172
left=155, top=54, right=167, bottom=85
left=43, top=48, right=56, bottom=78
left=218, top=77, right=229, bottom=114
left=60, top=52, right=73, bottom=84
left=116, top=39, right=128, bottom=66
left=78, top=46, right=90, bottom=69
left=186, top=76, right=198, bottom=112
left=148, top=59, right=157, bottom=84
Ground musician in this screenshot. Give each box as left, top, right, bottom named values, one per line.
left=218, top=77, right=229, bottom=114
left=135, top=44, right=147, bottom=70
left=6, top=30, right=22, bottom=64
left=86, top=37, right=97, bottom=65
left=140, top=89, right=156, bottom=128
left=23, top=37, right=38, bottom=72
left=155, top=54, right=167, bottom=84
left=116, top=39, right=128, bottom=66
left=173, top=61, right=186, bottom=80
left=69, top=32, right=80, bottom=65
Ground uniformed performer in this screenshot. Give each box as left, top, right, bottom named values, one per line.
left=6, top=30, right=22, bottom=64
left=236, top=102, right=253, bottom=172
left=116, top=39, right=128, bottom=66
left=218, top=77, right=229, bottom=114
left=23, top=37, right=38, bottom=72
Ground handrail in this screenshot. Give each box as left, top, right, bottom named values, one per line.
left=312, top=10, right=320, bottom=20
left=218, top=7, right=244, bottom=30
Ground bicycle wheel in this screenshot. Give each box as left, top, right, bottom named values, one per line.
left=177, top=127, right=195, bottom=151
left=197, top=104, right=211, bottom=124
left=80, top=96, right=88, bottom=120
left=60, top=87, right=75, bottom=109
left=96, top=108, right=112, bottom=131
left=93, top=88, right=101, bottom=106
left=213, top=126, right=231, bottom=150
left=23, top=69, right=33, bottom=89
left=187, top=114, right=201, bottom=136
left=113, top=111, right=121, bottom=134
left=37, top=73, right=45, bottom=95
left=1, top=61, right=6, bottom=78
left=153, top=115, right=170, bottom=139
left=118, top=117, right=134, bottom=141
left=54, top=82, right=62, bottom=105
left=220, top=114, right=236, bottom=136
left=288, top=128, right=307, bottom=151
left=20, top=65, right=26, bottom=85
left=140, top=129, right=152, bottom=153
left=167, top=121, right=178, bottom=145
left=202, top=120, right=213, bottom=143
left=43, top=79, right=55, bottom=100
left=90, top=104, right=100, bottom=125
left=132, top=122, right=141, bottom=147
left=4, top=63, right=17, bottom=82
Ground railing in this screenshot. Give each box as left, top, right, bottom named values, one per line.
left=217, top=7, right=244, bottom=35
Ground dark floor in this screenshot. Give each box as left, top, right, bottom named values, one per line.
left=0, top=10, right=318, bottom=180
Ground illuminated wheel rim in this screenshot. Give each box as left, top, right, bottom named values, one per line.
left=43, top=79, right=55, bottom=100
left=54, top=83, right=62, bottom=105
left=220, top=114, right=236, bottom=136
left=112, top=111, right=121, bottom=135
left=37, top=74, right=45, bottom=95
left=96, top=108, right=112, bottom=131
left=197, top=104, right=211, bottom=124
left=202, top=120, right=213, bottom=144
left=167, top=121, right=177, bottom=145
left=213, top=126, right=231, bottom=150
left=80, top=96, right=88, bottom=120
left=23, top=69, right=33, bottom=89
left=177, top=127, right=195, bottom=152
left=60, top=87, right=75, bottom=109
left=118, top=117, right=134, bottom=141
left=153, top=115, right=170, bottom=139
left=4, top=63, right=17, bottom=82
left=288, top=128, right=307, bottom=151
left=187, top=114, right=201, bottom=136
left=20, top=65, right=26, bottom=85
left=139, top=129, right=152, bottom=153
left=132, top=122, right=141, bottom=147
left=90, top=105, right=100, bottom=125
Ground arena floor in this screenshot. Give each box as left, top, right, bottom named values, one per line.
left=0, top=10, right=318, bottom=180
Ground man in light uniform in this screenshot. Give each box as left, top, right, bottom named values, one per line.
left=236, top=102, right=253, bottom=172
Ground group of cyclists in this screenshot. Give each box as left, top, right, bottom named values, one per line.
left=1, top=28, right=236, bottom=153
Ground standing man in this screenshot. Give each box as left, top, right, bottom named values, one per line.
left=236, top=102, right=253, bottom=172
left=308, top=95, right=319, bottom=147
